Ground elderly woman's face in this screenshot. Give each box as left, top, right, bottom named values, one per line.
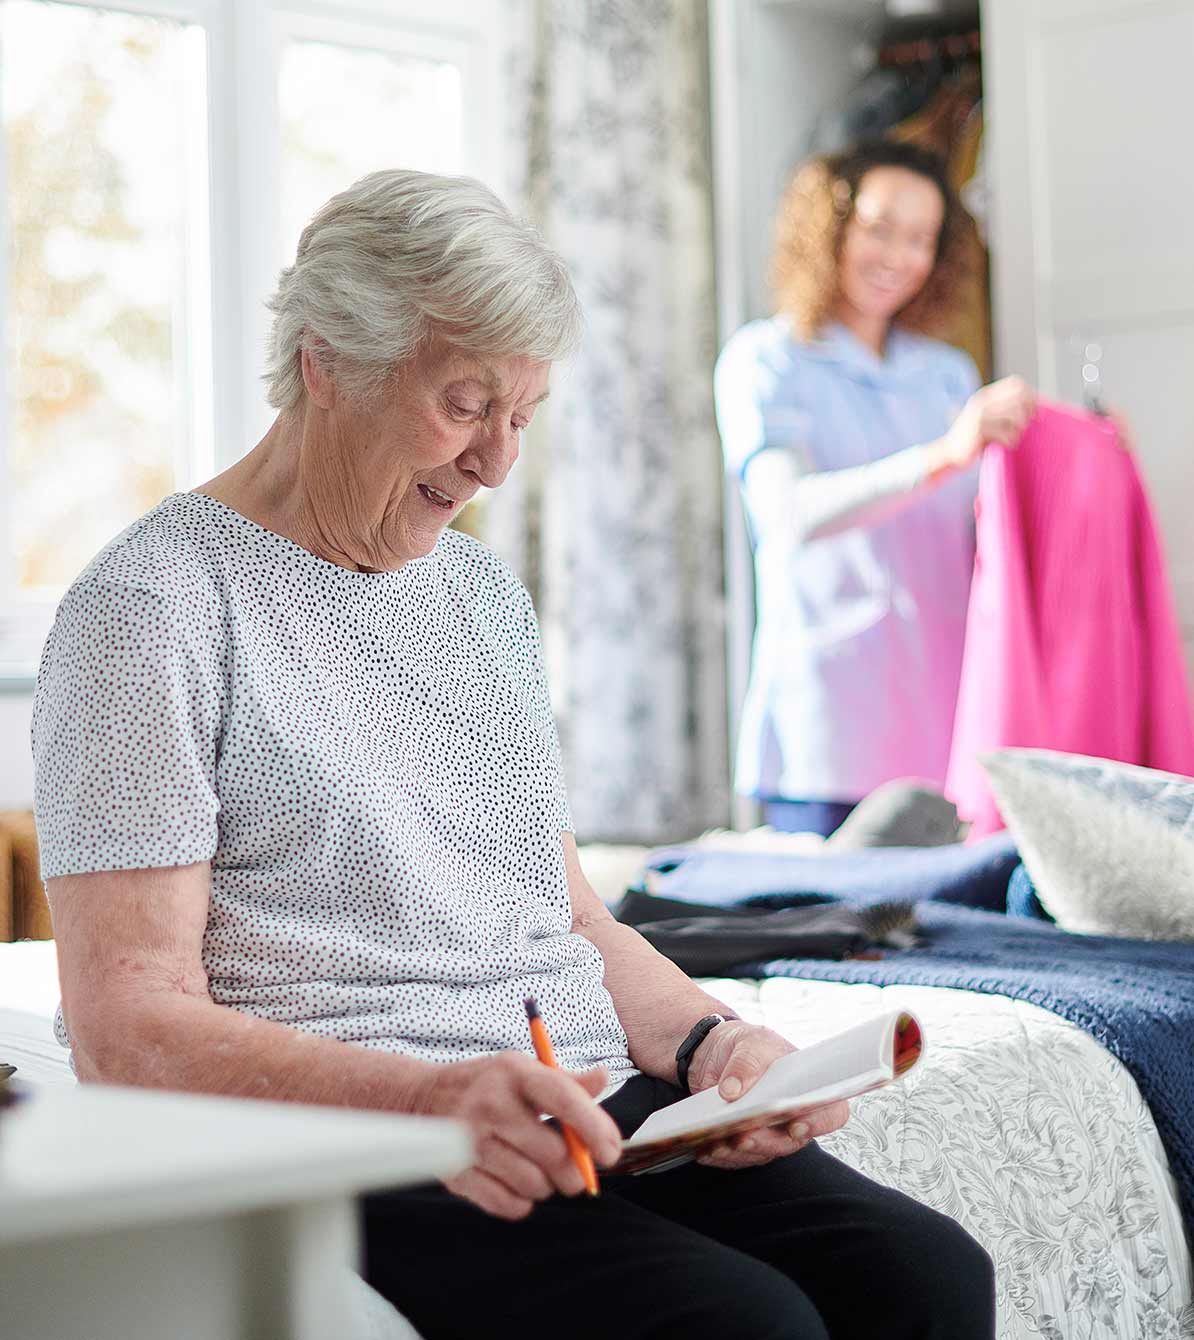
left=310, top=338, right=550, bottom=570
left=837, top=167, right=944, bottom=326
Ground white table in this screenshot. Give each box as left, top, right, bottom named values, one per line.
left=0, top=1084, right=471, bottom=1340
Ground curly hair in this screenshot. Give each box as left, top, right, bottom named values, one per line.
left=770, top=140, right=979, bottom=342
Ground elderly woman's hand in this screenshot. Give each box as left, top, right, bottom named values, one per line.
left=685, top=1021, right=850, bottom=1170
left=415, top=1053, right=624, bottom=1220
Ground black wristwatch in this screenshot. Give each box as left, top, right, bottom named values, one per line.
left=675, top=1013, right=729, bottom=1095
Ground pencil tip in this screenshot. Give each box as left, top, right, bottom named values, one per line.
left=524, top=996, right=540, bottom=1020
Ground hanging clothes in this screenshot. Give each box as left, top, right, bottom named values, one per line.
left=890, top=68, right=992, bottom=381
left=945, top=400, right=1194, bottom=836
left=808, top=66, right=937, bottom=155
left=888, top=64, right=982, bottom=166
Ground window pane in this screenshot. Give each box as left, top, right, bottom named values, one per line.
left=1, top=0, right=206, bottom=594
left=278, top=38, right=475, bottom=532
left=278, top=38, right=463, bottom=268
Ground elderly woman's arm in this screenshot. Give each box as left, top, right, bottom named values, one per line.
left=51, top=863, right=429, bottom=1104
left=50, top=863, right=622, bottom=1221
left=563, top=835, right=848, bottom=1169
left=561, top=837, right=736, bottom=1082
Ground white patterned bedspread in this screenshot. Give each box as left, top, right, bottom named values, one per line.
left=701, top=976, right=1194, bottom=1340
left=6, top=940, right=1191, bottom=1338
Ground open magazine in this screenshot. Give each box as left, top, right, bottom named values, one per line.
left=613, top=1009, right=924, bottom=1175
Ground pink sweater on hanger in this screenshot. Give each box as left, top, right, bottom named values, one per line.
left=945, top=400, right=1194, bottom=836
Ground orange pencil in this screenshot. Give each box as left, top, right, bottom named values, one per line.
left=524, top=996, right=600, bottom=1197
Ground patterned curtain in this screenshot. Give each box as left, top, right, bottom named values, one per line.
left=486, top=0, right=728, bottom=843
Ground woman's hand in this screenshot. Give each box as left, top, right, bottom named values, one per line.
left=684, top=1021, right=850, bottom=1170
left=414, top=1052, right=623, bottom=1220
left=929, top=375, right=1038, bottom=478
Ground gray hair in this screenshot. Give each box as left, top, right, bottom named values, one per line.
left=263, top=169, right=581, bottom=410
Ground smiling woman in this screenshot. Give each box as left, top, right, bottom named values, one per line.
left=715, top=140, right=1038, bottom=837
left=771, top=140, right=976, bottom=346
left=200, top=333, right=552, bottom=572
left=33, top=166, right=995, bottom=1340
left=191, top=170, right=573, bottom=572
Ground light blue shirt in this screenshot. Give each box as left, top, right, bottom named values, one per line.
left=715, top=318, right=982, bottom=802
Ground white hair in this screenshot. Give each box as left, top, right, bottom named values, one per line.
left=263, top=170, right=582, bottom=410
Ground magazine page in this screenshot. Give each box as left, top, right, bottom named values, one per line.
left=613, top=1011, right=922, bottom=1175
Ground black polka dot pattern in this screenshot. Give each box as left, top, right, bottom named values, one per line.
left=32, top=492, right=635, bottom=1082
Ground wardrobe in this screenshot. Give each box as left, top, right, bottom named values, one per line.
left=708, top=0, right=1194, bottom=822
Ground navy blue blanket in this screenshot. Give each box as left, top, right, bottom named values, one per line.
left=646, top=833, right=1020, bottom=913
left=639, top=863, right=1194, bottom=1241
left=753, top=906, right=1194, bottom=1242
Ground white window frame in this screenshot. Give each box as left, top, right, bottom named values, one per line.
left=0, top=0, right=504, bottom=688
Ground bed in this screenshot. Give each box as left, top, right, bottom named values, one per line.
left=716, top=975, right=1194, bottom=1340
left=4, top=830, right=1193, bottom=1339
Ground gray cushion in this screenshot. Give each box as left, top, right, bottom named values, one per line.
left=826, top=780, right=966, bottom=849
left=980, top=749, right=1194, bottom=941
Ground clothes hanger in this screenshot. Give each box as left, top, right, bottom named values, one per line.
left=1081, top=342, right=1108, bottom=417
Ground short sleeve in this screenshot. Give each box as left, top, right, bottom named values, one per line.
left=31, top=579, right=227, bottom=878
left=714, top=328, right=813, bottom=481
left=518, top=587, right=573, bottom=834
left=947, top=348, right=983, bottom=407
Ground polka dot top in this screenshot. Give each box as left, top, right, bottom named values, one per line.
left=32, top=491, right=635, bottom=1085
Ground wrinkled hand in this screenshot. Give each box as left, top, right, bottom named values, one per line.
left=415, top=1052, right=623, bottom=1220
left=932, top=375, right=1038, bottom=477
left=684, top=1021, right=850, bottom=1170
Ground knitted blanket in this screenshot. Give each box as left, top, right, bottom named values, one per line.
left=738, top=901, right=1194, bottom=1243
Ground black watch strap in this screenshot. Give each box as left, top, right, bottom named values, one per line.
left=675, top=1013, right=728, bottom=1095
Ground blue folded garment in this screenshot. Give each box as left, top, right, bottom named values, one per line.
left=644, top=832, right=1020, bottom=913
left=740, top=901, right=1194, bottom=1244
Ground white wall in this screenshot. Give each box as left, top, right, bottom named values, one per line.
left=0, top=692, right=34, bottom=809
left=710, top=1, right=867, bottom=823
left=984, top=0, right=1194, bottom=677
left=713, top=3, right=866, bottom=328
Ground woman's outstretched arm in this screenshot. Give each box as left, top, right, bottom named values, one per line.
left=741, top=375, right=1037, bottom=546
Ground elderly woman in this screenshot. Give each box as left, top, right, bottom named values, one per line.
left=33, top=170, right=993, bottom=1340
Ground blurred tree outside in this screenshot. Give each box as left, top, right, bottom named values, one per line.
left=2, top=1, right=196, bottom=593
left=3, top=3, right=486, bottom=604
left=276, top=36, right=485, bottom=540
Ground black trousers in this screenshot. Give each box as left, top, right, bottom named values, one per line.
left=363, top=1075, right=996, bottom=1340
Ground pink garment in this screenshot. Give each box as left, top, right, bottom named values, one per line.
left=946, top=399, right=1194, bottom=836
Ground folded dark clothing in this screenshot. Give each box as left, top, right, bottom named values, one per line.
left=614, top=888, right=919, bottom=976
